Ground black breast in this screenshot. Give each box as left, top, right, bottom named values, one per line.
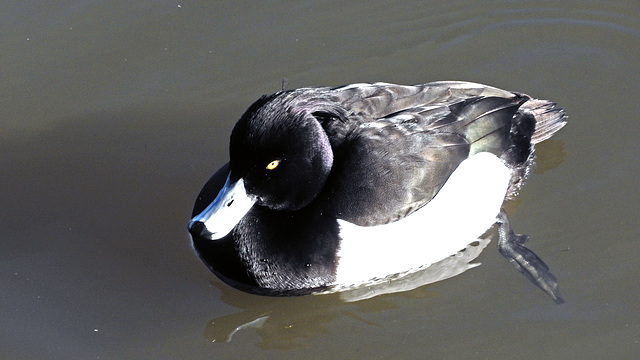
left=232, top=205, right=341, bottom=295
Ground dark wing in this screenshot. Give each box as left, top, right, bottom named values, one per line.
left=321, top=82, right=529, bottom=226
left=323, top=107, right=470, bottom=226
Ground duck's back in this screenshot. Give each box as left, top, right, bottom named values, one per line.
left=315, top=82, right=565, bottom=226
left=328, top=81, right=519, bottom=120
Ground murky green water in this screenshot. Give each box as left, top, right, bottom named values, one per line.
left=2, top=1, right=639, bottom=359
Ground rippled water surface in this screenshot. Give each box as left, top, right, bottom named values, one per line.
left=2, top=1, right=639, bottom=359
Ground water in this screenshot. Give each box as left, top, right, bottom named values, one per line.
left=2, top=1, right=639, bottom=359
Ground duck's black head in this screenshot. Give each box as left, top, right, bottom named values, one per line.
left=189, top=90, right=348, bottom=241
left=229, top=91, right=344, bottom=211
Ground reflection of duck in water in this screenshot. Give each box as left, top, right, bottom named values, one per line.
left=189, top=81, right=566, bottom=304
left=204, top=242, right=491, bottom=348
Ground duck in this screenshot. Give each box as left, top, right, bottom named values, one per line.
left=188, top=81, right=566, bottom=303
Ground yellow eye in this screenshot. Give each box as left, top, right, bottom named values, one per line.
left=266, top=160, right=280, bottom=170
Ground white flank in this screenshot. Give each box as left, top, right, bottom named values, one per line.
left=333, top=152, right=511, bottom=287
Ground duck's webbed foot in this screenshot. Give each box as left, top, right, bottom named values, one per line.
left=496, top=210, right=564, bottom=304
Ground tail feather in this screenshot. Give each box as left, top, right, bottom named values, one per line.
left=521, top=99, right=568, bottom=144
left=502, top=97, right=567, bottom=199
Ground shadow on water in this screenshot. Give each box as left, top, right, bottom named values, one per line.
left=533, top=139, right=566, bottom=175
left=204, top=276, right=434, bottom=350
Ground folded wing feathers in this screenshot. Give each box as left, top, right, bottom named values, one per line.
left=332, top=82, right=566, bottom=147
